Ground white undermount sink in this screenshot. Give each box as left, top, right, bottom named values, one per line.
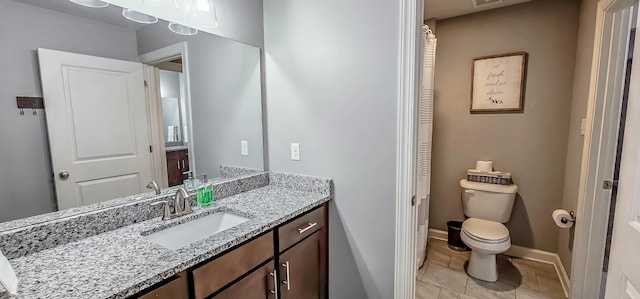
left=144, top=212, right=249, bottom=250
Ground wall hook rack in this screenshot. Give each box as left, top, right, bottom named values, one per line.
left=16, top=97, right=44, bottom=116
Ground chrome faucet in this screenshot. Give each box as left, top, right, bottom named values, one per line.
left=150, top=188, right=193, bottom=221
left=173, top=188, right=192, bottom=215
left=146, top=181, right=161, bottom=195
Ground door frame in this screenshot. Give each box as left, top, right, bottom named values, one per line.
left=394, top=0, right=423, bottom=297
left=139, top=42, right=196, bottom=183
left=571, top=0, right=637, bottom=297
left=142, top=65, right=168, bottom=188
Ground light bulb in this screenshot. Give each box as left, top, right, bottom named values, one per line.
left=196, top=0, right=210, bottom=12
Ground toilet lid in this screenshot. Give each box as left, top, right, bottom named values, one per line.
left=462, top=218, right=509, bottom=243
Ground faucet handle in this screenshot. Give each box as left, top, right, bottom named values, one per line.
left=150, top=200, right=173, bottom=221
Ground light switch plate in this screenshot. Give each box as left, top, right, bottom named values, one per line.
left=291, top=143, right=300, bottom=161
left=241, top=141, right=248, bottom=156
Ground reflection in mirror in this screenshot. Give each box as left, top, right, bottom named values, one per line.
left=159, top=70, right=187, bottom=146
left=0, top=0, right=264, bottom=223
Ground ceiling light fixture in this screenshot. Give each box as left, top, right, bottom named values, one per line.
left=122, top=8, right=159, bottom=24
left=168, top=22, right=198, bottom=36
left=190, top=0, right=218, bottom=28
left=69, top=0, right=109, bottom=8
left=174, top=0, right=218, bottom=28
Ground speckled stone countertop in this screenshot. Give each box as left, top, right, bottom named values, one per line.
left=0, top=172, right=332, bottom=299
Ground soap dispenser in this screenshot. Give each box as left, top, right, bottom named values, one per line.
left=183, top=171, right=195, bottom=189
left=196, top=173, right=214, bottom=207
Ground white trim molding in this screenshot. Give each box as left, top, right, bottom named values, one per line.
left=571, top=0, right=637, bottom=298
left=393, top=0, right=422, bottom=297
left=428, top=229, right=570, bottom=298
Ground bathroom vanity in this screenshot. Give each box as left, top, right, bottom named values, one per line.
left=136, top=204, right=327, bottom=299
left=0, top=172, right=332, bottom=299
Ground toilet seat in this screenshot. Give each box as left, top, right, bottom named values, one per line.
left=462, top=218, right=509, bottom=244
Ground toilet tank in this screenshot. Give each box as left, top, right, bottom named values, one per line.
left=460, top=179, right=518, bottom=223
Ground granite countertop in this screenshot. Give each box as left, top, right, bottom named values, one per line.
left=0, top=175, right=332, bottom=299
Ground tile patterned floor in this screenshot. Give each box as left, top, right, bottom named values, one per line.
left=416, top=239, right=567, bottom=299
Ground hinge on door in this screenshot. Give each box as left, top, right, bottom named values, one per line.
left=603, top=180, right=619, bottom=189
left=149, top=145, right=153, bottom=153
left=144, top=80, right=148, bottom=87
left=411, top=195, right=416, bottom=206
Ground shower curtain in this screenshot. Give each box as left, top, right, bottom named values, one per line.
left=416, top=25, right=436, bottom=269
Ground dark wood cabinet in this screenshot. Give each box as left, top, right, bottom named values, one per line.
left=166, top=149, right=189, bottom=187
left=136, top=272, right=188, bottom=299
left=193, top=232, right=274, bottom=299
left=211, top=263, right=277, bottom=299
left=279, top=231, right=321, bottom=299
left=129, top=204, right=328, bottom=299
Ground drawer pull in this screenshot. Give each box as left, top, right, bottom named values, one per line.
left=281, top=261, right=291, bottom=291
left=297, top=222, right=318, bottom=234
left=269, top=270, right=278, bottom=297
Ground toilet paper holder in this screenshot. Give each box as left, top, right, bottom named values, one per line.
left=560, top=211, right=576, bottom=224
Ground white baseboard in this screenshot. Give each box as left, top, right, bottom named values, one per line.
left=428, top=228, right=448, bottom=241
left=427, top=228, right=570, bottom=298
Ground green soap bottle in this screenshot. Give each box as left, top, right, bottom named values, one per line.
left=196, top=173, right=214, bottom=207
left=197, top=187, right=214, bottom=207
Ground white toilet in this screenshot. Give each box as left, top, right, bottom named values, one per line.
left=459, top=179, right=518, bottom=282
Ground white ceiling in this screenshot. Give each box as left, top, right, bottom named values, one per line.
left=16, top=0, right=151, bottom=30
left=425, top=0, right=532, bottom=20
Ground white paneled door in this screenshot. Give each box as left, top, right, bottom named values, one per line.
left=38, top=48, right=153, bottom=210
left=605, top=22, right=640, bottom=298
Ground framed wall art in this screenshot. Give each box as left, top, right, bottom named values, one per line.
left=470, top=52, right=528, bottom=113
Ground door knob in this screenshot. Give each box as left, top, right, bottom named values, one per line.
left=59, top=171, right=70, bottom=180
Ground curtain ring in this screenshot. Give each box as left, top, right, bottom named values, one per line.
left=20, top=108, right=25, bottom=115
left=33, top=109, right=37, bottom=116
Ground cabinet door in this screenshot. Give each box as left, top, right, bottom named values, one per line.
left=212, top=263, right=277, bottom=299
left=136, top=272, right=188, bottom=299
left=280, top=232, right=321, bottom=299
left=166, top=151, right=183, bottom=187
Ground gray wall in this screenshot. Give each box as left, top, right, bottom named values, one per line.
left=263, top=0, right=399, bottom=298
left=0, top=1, right=138, bottom=222
left=430, top=0, right=580, bottom=252
left=558, top=0, right=600, bottom=277
left=137, top=26, right=264, bottom=177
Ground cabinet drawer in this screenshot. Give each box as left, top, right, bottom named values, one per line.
left=192, top=232, right=274, bottom=299
left=137, top=272, right=188, bottom=299
left=278, top=205, right=325, bottom=252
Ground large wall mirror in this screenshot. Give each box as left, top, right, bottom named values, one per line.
left=0, top=0, right=265, bottom=223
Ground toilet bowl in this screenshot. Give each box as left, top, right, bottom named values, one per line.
left=460, top=218, right=510, bottom=282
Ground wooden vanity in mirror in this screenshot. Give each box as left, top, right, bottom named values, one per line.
left=133, top=204, right=328, bottom=299
left=166, top=149, right=190, bottom=187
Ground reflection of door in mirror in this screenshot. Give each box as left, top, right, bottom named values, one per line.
left=38, top=49, right=154, bottom=210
